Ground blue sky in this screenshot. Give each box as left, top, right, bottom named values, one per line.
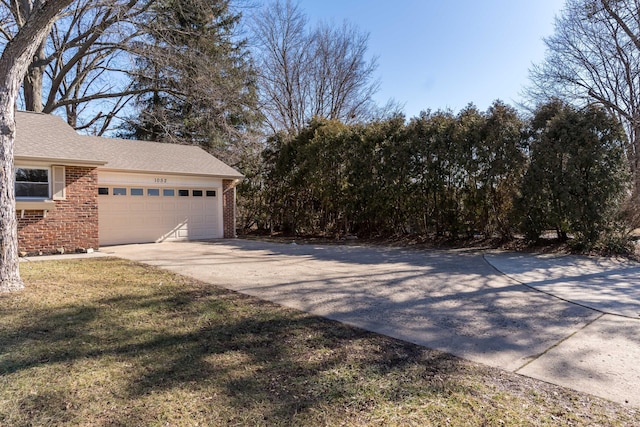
left=296, top=0, right=565, bottom=118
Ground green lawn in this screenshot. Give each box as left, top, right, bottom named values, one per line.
left=0, top=258, right=637, bottom=426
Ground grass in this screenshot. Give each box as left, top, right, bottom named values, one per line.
left=1, top=258, right=638, bottom=426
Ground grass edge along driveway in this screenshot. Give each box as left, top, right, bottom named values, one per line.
left=0, top=258, right=638, bottom=426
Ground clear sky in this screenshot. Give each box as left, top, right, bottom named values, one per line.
left=296, top=0, right=565, bottom=118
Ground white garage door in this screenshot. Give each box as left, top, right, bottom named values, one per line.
left=99, top=186, right=220, bottom=246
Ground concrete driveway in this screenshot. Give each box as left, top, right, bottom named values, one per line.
left=105, top=240, right=640, bottom=407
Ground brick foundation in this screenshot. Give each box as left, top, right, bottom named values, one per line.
left=17, top=166, right=99, bottom=254
left=222, top=179, right=236, bottom=238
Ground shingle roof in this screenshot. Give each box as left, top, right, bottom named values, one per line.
left=85, top=135, right=243, bottom=178
left=14, top=111, right=243, bottom=179
left=15, top=111, right=105, bottom=165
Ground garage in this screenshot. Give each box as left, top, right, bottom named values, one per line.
left=98, top=180, right=222, bottom=246
left=14, top=111, right=242, bottom=254
left=93, top=139, right=244, bottom=247
left=90, top=136, right=243, bottom=246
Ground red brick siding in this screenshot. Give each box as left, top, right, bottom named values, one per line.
left=222, top=179, right=236, bottom=238
left=17, top=166, right=99, bottom=254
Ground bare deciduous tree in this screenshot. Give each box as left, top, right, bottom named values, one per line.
left=526, top=0, right=640, bottom=193
left=1, top=0, right=153, bottom=134
left=251, top=0, right=309, bottom=134
left=42, top=0, right=151, bottom=132
left=311, top=22, right=379, bottom=123
left=251, top=0, right=379, bottom=135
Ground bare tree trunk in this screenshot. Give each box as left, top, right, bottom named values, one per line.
left=0, top=0, right=74, bottom=292
left=0, top=61, right=29, bottom=292
left=66, top=105, right=78, bottom=129
left=0, top=111, right=22, bottom=291
left=630, top=123, right=640, bottom=197
left=23, top=41, right=46, bottom=112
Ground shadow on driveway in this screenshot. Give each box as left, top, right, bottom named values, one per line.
left=105, top=240, right=599, bottom=372
left=105, top=239, right=640, bottom=406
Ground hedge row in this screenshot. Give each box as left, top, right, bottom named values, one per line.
left=239, top=100, right=630, bottom=248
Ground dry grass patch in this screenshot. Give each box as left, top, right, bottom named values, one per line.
left=0, top=258, right=638, bottom=426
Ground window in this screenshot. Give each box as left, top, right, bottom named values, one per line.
left=113, top=188, right=126, bottom=196
left=147, top=188, right=160, bottom=196
left=206, top=190, right=216, bottom=197
left=163, top=189, right=175, bottom=197
left=178, top=189, right=189, bottom=196
left=192, top=190, right=203, bottom=197
left=15, top=166, right=65, bottom=201
left=98, top=187, right=109, bottom=195
left=131, top=188, right=144, bottom=196
left=15, top=168, right=49, bottom=198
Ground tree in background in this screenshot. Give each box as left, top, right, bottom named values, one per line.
left=295, top=118, right=353, bottom=234
left=120, top=0, right=259, bottom=163
left=1, top=0, right=258, bottom=138
left=404, top=102, right=525, bottom=239
left=453, top=104, right=485, bottom=236
left=250, top=0, right=310, bottom=135
left=475, top=101, right=526, bottom=239
left=247, top=99, right=628, bottom=251
left=348, top=115, right=408, bottom=235
left=518, top=100, right=570, bottom=241
left=518, top=100, right=629, bottom=247
left=405, top=109, right=457, bottom=236
left=248, top=102, right=524, bottom=240
left=0, top=0, right=153, bottom=133
left=251, top=0, right=378, bottom=135
left=527, top=0, right=640, bottom=195
left=1, top=0, right=75, bottom=292
left=259, top=129, right=310, bottom=234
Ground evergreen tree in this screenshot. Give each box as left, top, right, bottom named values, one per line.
left=121, top=0, right=259, bottom=163
left=518, top=100, right=629, bottom=246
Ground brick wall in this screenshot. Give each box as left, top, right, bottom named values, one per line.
left=17, top=166, right=99, bottom=254
left=222, top=179, right=236, bottom=238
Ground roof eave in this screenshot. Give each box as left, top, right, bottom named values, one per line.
left=15, top=155, right=107, bottom=167
left=98, top=166, right=244, bottom=180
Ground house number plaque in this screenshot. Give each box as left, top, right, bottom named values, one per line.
left=154, top=178, right=168, bottom=183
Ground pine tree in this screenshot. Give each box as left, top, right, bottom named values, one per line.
left=121, top=0, right=259, bottom=163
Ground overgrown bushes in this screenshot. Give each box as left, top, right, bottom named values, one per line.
left=239, top=100, right=631, bottom=249
left=518, top=100, right=630, bottom=247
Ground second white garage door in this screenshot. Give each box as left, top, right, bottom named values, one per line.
left=99, top=186, right=220, bottom=246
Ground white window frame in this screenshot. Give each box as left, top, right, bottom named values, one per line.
left=15, top=165, right=66, bottom=201
left=15, top=166, right=51, bottom=200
